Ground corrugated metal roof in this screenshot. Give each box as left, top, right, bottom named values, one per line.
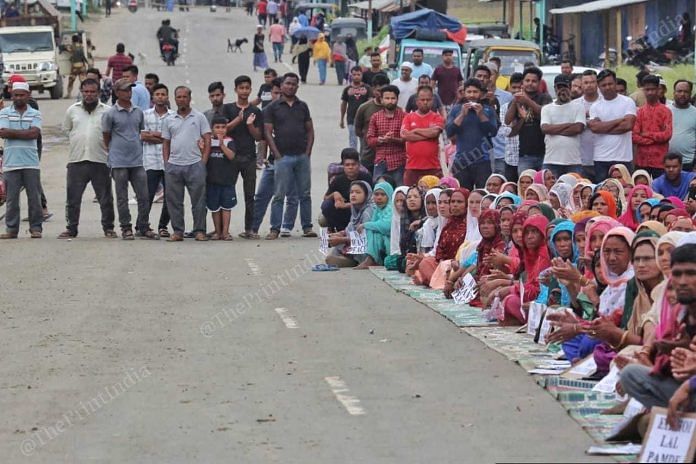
left=550, top=0, right=649, bottom=15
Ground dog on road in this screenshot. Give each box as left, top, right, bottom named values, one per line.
left=228, top=38, right=248, bottom=53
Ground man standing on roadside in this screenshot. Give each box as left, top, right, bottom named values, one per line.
left=405, top=75, right=445, bottom=119
left=141, top=83, right=175, bottom=238
left=588, top=69, right=636, bottom=182
left=410, top=48, right=433, bottom=79
left=59, top=79, right=115, bottom=239
left=504, top=66, right=552, bottom=175
left=633, top=74, right=672, bottom=179
left=367, top=85, right=406, bottom=185
left=576, top=69, right=601, bottom=181
left=560, top=59, right=573, bottom=77
left=500, top=72, right=523, bottom=182
left=265, top=73, right=316, bottom=240
left=163, top=86, right=212, bottom=242
left=102, top=79, right=156, bottom=240
left=354, top=73, right=389, bottom=175
left=431, top=49, right=462, bottom=109
left=540, top=75, right=585, bottom=178
left=340, top=66, right=371, bottom=150
left=362, top=52, right=387, bottom=86
left=391, top=62, right=417, bottom=109
left=652, top=153, right=696, bottom=199
left=222, top=75, right=263, bottom=239
left=401, top=85, right=444, bottom=186
left=0, top=81, right=43, bottom=239
left=122, top=65, right=152, bottom=110
left=669, top=79, right=696, bottom=171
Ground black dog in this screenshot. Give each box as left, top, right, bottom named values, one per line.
left=227, top=38, right=248, bottom=53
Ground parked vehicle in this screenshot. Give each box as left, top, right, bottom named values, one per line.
left=329, top=17, right=367, bottom=44
left=462, top=38, right=540, bottom=89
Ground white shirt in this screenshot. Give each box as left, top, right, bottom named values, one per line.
left=589, top=94, right=636, bottom=163
left=669, top=103, right=696, bottom=165
left=392, top=77, right=418, bottom=109
left=143, top=107, right=175, bottom=171
left=62, top=101, right=110, bottom=164
left=575, top=95, right=602, bottom=166
left=410, top=62, right=433, bottom=79
left=540, top=100, right=585, bottom=165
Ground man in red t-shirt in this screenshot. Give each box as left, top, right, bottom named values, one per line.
left=400, top=85, right=444, bottom=186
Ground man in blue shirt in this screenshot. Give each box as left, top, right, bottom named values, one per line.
left=122, top=65, right=151, bottom=110
left=445, top=78, right=498, bottom=190
left=0, top=82, right=43, bottom=238
left=652, top=153, right=696, bottom=199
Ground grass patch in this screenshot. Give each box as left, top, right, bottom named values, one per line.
left=616, top=64, right=696, bottom=96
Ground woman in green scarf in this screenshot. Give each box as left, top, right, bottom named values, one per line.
left=355, top=182, right=393, bottom=269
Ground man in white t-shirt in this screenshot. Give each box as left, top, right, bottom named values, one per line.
left=540, top=75, right=585, bottom=178
left=588, top=69, right=636, bottom=183
left=391, top=62, right=418, bottom=109
left=575, top=69, right=602, bottom=181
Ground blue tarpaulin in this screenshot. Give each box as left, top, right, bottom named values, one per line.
left=389, top=9, right=462, bottom=40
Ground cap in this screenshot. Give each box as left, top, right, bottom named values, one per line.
left=485, top=62, right=498, bottom=73
left=11, top=81, right=30, bottom=92
left=400, top=61, right=413, bottom=70
left=114, top=78, right=135, bottom=91
left=8, top=74, right=26, bottom=85
left=554, top=74, right=571, bottom=88
left=256, top=24, right=263, bottom=29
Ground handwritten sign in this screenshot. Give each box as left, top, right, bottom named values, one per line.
left=319, top=227, right=329, bottom=255
left=452, top=274, right=478, bottom=305
left=347, top=231, right=367, bottom=255
left=527, top=302, right=546, bottom=336
left=639, top=407, right=696, bottom=463
left=536, top=307, right=566, bottom=345
left=592, top=364, right=620, bottom=394
left=561, top=355, right=597, bottom=380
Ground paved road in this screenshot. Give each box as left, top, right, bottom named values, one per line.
left=0, top=7, right=605, bottom=463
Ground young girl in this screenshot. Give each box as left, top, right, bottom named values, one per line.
left=326, top=181, right=373, bottom=268
left=355, top=182, right=393, bottom=269
left=419, top=188, right=442, bottom=254
left=388, top=186, right=409, bottom=260
left=618, top=185, right=652, bottom=230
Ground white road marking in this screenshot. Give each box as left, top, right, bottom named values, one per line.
left=324, top=376, right=366, bottom=416
left=274, top=307, right=298, bottom=329
left=244, top=258, right=262, bottom=276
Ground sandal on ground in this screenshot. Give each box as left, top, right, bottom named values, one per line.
left=158, top=228, right=170, bottom=238
left=167, top=234, right=184, bottom=242
left=311, top=263, right=338, bottom=272
left=104, top=230, right=118, bottom=238
left=209, top=233, right=221, bottom=241
left=58, top=230, right=77, bottom=239
left=265, top=230, right=279, bottom=240
left=30, top=230, right=42, bottom=238
left=194, top=232, right=209, bottom=241
left=122, top=229, right=135, bottom=240
left=222, top=234, right=234, bottom=241
left=139, top=230, right=160, bottom=240
left=0, top=232, right=18, bottom=239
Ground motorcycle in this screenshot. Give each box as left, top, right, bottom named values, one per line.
left=161, top=42, right=176, bottom=66
left=128, top=0, right=137, bottom=12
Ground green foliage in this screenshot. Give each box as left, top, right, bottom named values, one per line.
left=616, top=64, right=696, bottom=96
left=356, top=25, right=389, bottom=55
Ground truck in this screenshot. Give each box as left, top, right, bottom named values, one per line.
left=461, top=38, right=541, bottom=90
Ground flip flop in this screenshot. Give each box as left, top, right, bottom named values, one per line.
left=311, top=264, right=338, bottom=272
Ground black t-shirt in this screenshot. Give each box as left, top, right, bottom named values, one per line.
left=253, top=33, right=265, bottom=53
left=325, top=172, right=373, bottom=200
left=341, top=84, right=371, bottom=124
left=207, top=138, right=236, bottom=185
left=362, top=70, right=387, bottom=86
left=222, top=103, right=263, bottom=160
left=517, top=92, right=552, bottom=157
left=257, top=83, right=273, bottom=108
left=264, top=98, right=312, bottom=155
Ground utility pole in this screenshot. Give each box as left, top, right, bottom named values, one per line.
left=367, top=0, right=372, bottom=38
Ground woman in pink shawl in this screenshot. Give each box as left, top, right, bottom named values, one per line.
left=618, top=184, right=653, bottom=231
left=533, top=168, right=556, bottom=191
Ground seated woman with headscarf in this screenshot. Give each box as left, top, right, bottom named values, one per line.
left=534, top=168, right=556, bottom=192
left=549, top=183, right=572, bottom=216
left=382, top=186, right=408, bottom=271
left=590, top=191, right=618, bottom=219
left=618, top=184, right=653, bottom=231
left=326, top=181, right=373, bottom=268
left=478, top=210, right=527, bottom=300
left=354, top=182, right=393, bottom=269
left=517, top=169, right=536, bottom=200
left=396, top=187, right=426, bottom=274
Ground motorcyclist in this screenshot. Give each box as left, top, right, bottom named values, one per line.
left=156, top=19, right=179, bottom=58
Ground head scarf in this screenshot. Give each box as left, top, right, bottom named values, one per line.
left=517, top=169, right=536, bottom=198
left=466, top=190, right=483, bottom=243
left=526, top=184, right=549, bottom=202
left=389, top=186, right=409, bottom=255
left=574, top=216, right=592, bottom=239
left=677, top=232, right=696, bottom=246
left=666, top=196, right=686, bottom=209
left=623, top=233, right=662, bottom=335
left=530, top=203, right=556, bottom=222
left=550, top=183, right=573, bottom=209
left=476, top=209, right=505, bottom=278
left=557, top=174, right=579, bottom=188
left=570, top=182, right=592, bottom=212
left=636, top=198, right=661, bottom=222
left=399, top=187, right=425, bottom=255
left=533, top=169, right=550, bottom=185
left=584, top=217, right=622, bottom=259
left=521, top=215, right=552, bottom=300
left=493, top=192, right=521, bottom=208
left=420, top=188, right=442, bottom=250
left=347, top=181, right=373, bottom=232
left=599, top=178, right=627, bottom=214
left=570, top=210, right=599, bottom=224
left=598, top=227, right=636, bottom=318
left=632, top=169, right=653, bottom=186
left=549, top=220, right=579, bottom=306
left=438, top=176, right=460, bottom=189
left=485, top=173, right=507, bottom=193
left=501, top=181, right=518, bottom=195
left=637, top=220, right=668, bottom=237
left=590, top=191, right=618, bottom=219
left=419, top=175, right=440, bottom=190
left=656, top=232, right=687, bottom=277
left=618, top=185, right=654, bottom=231
left=609, top=164, right=633, bottom=187
left=436, top=188, right=469, bottom=261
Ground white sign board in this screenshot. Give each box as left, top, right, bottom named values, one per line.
left=639, top=407, right=696, bottom=463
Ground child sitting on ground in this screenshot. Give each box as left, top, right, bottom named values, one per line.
left=206, top=117, right=237, bottom=240
left=354, top=182, right=393, bottom=269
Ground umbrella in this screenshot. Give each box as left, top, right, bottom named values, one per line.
left=292, top=26, right=321, bottom=39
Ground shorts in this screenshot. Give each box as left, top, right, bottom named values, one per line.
left=206, top=183, right=237, bottom=212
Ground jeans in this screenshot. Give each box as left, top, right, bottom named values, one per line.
left=453, top=159, right=491, bottom=190
left=66, top=161, right=114, bottom=235
left=581, top=165, right=595, bottom=181
left=272, top=42, right=283, bottom=61
left=251, top=164, right=297, bottom=233
left=504, top=162, right=518, bottom=182
left=111, top=166, right=150, bottom=232
left=372, top=160, right=404, bottom=187
left=517, top=155, right=543, bottom=175
left=543, top=163, right=582, bottom=179
left=317, top=59, right=328, bottom=83
left=165, top=161, right=207, bottom=235
left=271, top=154, right=312, bottom=231
left=230, top=157, right=257, bottom=232
left=594, top=161, right=633, bottom=184
left=347, top=124, right=358, bottom=150
left=491, top=158, right=506, bottom=176
left=4, top=168, right=42, bottom=233
left=619, top=364, right=681, bottom=409
left=146, top=169, right=170, bottom=230
left=335, top=61, right=346, bottom=85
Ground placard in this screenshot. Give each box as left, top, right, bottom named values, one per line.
left=561, top=354, right=597, bottom=380
left=527, top=302, right=546, bottom=336
left=592, top=364, right=620, bottom=394
left=639, top=407, right=696, bottom=463
left=319, top=227, right=329, bottom=255
left=452, top=274, right=478, bottom=305
left=347, top=231, right=366, bottom=254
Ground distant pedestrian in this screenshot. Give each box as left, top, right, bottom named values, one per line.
left=312, top=34, right=330, bottom=85
left=256, top=0, right=267, bottom=26
left=102, top=78, right=156, bottom=240
left=105, top=43, right=132, bottom=101
left=0, top=81, right=43, bottom=239
left=266, top=0, right=278, bottom=24
left=253, top=25, right=268, bottom=72
left=340, top=66, right=371, bottom=150
left=162, top=86, right=212, bottom=242
left=59, top=79, right=115, bottom=239
left=268, top=18, right=286, bottom=63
